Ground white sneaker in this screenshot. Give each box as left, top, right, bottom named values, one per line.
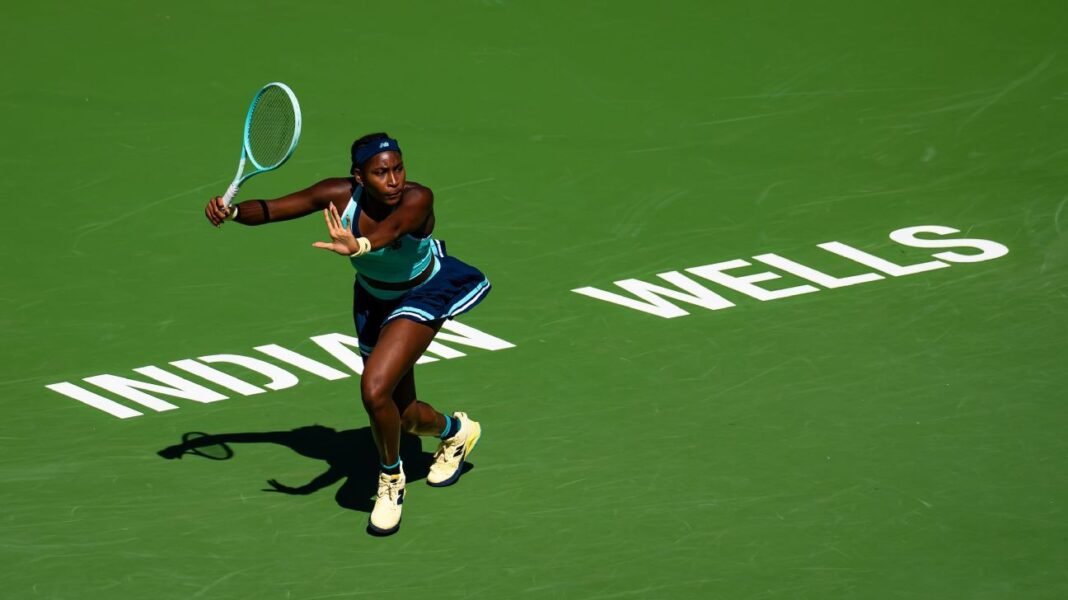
left=427, top=412, right=481, bottom=487
left=368, top=469, right=405, bottom=536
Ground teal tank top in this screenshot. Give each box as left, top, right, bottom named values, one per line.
left=340, top=186, right=436, bottom=291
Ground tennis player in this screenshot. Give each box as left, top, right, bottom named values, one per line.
left=204, top=133, right=488, bottom=536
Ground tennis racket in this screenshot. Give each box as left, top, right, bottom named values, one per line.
left=182, top=432, right=235, bottom=460
left=220, top=82, right=302, bottom=208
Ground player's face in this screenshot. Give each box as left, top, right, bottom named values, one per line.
left=357, top=152, right=406, bottom=205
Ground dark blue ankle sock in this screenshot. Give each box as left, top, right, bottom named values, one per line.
left=439, top=414, right=459, bottom=440
left=381, top=458, right=402, bottom=475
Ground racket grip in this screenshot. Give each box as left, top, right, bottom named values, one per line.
left=221, top=183, right=240, bottom=207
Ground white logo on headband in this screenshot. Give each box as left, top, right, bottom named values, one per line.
left=379, top=141, right=390, bottom=148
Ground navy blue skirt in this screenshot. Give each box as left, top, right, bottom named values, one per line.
left=352, top=250, right=490, bottom=356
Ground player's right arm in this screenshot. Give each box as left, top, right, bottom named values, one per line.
left=204, top=178, right=353, bottom=227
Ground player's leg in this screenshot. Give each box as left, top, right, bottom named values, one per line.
left=394, top=359, right=482, bottom=488
left=362, top=318, right=443, bottom=461
left=392, top=361, right=480, bottom=488
left=394, top=368, right=447, bottom=436
left=361, top=317, right=440, bottom=535
left=367, top=319, right=482, bottom=489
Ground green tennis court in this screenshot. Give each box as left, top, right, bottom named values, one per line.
left=4, top=1, right=1067, bottom=597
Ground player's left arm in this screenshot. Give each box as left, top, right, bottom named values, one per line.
left=362, top=185, right=433, bottom=250
left=313, top=185, right=433, bottom=256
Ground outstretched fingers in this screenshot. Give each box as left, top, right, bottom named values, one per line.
left=322, top=207, right=336, bottom=234
left=312, top=204, right=356, bottom=255
left=313, top=210, right=336, bottom=251
left=329, top=204, right=344, bottom=233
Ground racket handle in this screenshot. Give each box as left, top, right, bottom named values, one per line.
left=221, top=183, right=240, bottom=208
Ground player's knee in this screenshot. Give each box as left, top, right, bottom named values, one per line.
left=360, top=373, right=393, bottom=411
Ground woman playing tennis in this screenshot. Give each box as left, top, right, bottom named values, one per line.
left=204, top=133, right=488, bottom=536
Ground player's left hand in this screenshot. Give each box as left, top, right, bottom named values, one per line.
left=312, top=203, right=359, bottom=255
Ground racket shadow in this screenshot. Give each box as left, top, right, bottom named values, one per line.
left=156, top=425, right=473, bottom=513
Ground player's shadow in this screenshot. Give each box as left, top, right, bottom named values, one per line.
left=156, top=425, right=471, bottom=513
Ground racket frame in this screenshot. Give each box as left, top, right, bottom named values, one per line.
left=181, top=431, right=235, bottom=460
left=222, top=81, right=302, bottom=207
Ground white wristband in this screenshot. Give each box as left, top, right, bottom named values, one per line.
left=226, top=205, right=239, bottom=221
left=349, top=237, right=372, bottom=257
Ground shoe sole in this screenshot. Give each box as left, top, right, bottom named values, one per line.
left=427, top=422, right=481, bottom=488
left=366, top=518, right=401, bottom=537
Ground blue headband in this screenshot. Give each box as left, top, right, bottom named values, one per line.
left=354, top=137, right=402, bottom=167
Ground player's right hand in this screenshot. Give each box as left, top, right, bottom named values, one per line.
left=205, top=196, right=232, bottom=227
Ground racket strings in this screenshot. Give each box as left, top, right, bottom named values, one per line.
left=247, top=86, right=297, bottom=168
